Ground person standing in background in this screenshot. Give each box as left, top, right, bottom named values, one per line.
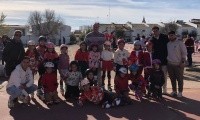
left=184, top=34, right=194, bottom=67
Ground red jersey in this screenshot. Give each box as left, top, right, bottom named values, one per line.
left=114, top=75, right=129, bottom=94
left=79, top=86, right=104, bottom=104
left=41, top=72, right=58, bottom=93
left=75, top=49, right=89, bottom=62
left=129, top=50, right=143, bottom=66
left=143, top=51, right=153, bottom=68
left=44, top=51, right=59, bottom=61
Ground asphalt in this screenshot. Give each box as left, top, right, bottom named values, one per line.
left=0, top=45, right=199, bottom=120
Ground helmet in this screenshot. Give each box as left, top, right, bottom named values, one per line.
left=38, top=36, right=47, bottom=42
left=104, top=41, right=111, bottom=46
left=60, top=44, right=68, bottom=49
left=152, top=59, right=161, bottom=65
left=80, top=78, right=90, bottom=87
left=129, top=64, right=139, bottom=71
left=46, top=42, right=55, bottom=49
left=119, top=67, right=127, bottom=74
left=117, top=39, right=125, bottom=45
left=134, top=40, right=141, bottom=46
left=28, top=40, right=36, bottom=46
left=85, top=69, right=93, bottom=76
left=44, top=62, right=54, bottom=68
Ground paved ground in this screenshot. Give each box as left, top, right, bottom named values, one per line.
left=0, top=45, right=200, bottom=120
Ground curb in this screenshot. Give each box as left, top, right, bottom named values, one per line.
left=0, top=81, right=7, bottom=90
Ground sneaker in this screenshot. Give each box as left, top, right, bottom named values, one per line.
left=177, top=92, right=182, bottom=98
left=8, top=98, right=14, bottom=108
left=60, top=88, right=64, bottom=96
left=170, top=91, right=177, bottom=97
left=31, top=93, right=34, bottom=99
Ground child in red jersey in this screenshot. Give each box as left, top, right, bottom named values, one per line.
left=37, top=42, right=58, bottom=100
left=58, top=44, right=70, bottom=96
left=129, top=40, right=144, bottom=75
left=78, top=78, right=122, bottom=109
left=129, top=64, right=146, bottom=101
left=41, top=62, right=60, bottom=105
left=114, top=67, right=132, bottom=105
left=75, top=41, right=89, bottom=77
left=25, top=40, right=39, bottom=76
left=101, top=41, right=113, bottom=91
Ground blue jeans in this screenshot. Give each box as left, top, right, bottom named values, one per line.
left=6, top=84, right=37, bottom=100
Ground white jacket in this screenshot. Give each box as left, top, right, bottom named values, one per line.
left=6, top=64, right=34, bottom=89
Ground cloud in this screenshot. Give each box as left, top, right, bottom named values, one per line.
left=0, top=0, right=200, bottom=30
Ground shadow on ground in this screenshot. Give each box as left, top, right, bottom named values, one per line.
left=8, top=94, right=200, bottom=120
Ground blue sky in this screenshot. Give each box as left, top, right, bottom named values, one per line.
left=0, top=0, right=200, bottom=31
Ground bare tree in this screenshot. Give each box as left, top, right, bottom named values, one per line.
left=0, top=12, right=10, bottom=35
left=28, top=9, right=64, bottom=41
left=161, top=22, right=179, bottom=34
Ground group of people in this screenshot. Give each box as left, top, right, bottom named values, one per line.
left=2, top=23, right=190, bottom=109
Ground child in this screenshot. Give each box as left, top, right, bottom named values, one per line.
left=36, top=36, right=47, bottom=99
left=143, top=41, right=153, bottom=92
left=75, top=41, right=89, bottom=77
left=25, top=40, right=39, bottom=76
left=129, top=64, right=146, bottom=101
left=149, top=59, right=165, bottom=99
left=114, top=67, right=132, bottom=105
left=65, top=61, right=82, bottom=100
left=129, top=40, right=144, bottom=75
left=78, top=78, right=121, bottom=109
left=101, top=41, right=113, bottom=91
left=89, top=44, right=101, bottom=78
left=41, top=62, right=60, bottom=105
left=58, top=44, right=70, bottom=96
left=114, top=39, right=130, bottom=75
left=37, top=42, right=59, bottom=100
left=85, top=69, right=97, bottom=86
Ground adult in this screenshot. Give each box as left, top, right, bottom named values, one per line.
left=3, top=30, right=25, bottom=77
left=184, top=34, right=194, bottom=67
left=150, top=26, right=169, bottom=94
left=84, top=23, right=105, bottom=86
left=84, top=23, right=105, bottom=51
left=167, top=31, right=187, bottom=97
left=1, top=34, right=10, bottom=46
left=6, top=56, right=37, bottom=108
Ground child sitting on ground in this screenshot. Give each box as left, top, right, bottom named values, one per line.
left=148, top=59, right=165, bottom=100
left=78, top=78, right=121, bottom=109
left=85, top=69, right=97, bottom=86
left=41, top=62, right=60, bottom=105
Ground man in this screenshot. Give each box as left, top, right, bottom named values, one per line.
left=184, top=34, right=194, bottom=67
left=3, top=30, right=25, bottom=76
left=167, top=31, right=187, bottom=97
left=84, top=23, right=105, bottom=86
left=150, top=26, right=169, bottom=94
left=85, top=23, right=105, bottom=51
left=6, top=56, right=37, bottom=108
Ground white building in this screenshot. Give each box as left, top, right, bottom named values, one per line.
left=5, top=24, right=71, bottom=45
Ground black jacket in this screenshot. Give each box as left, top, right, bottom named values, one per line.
left=2, top=39, right=25, bottom=75
left=150, top=34, right=169, bottom=65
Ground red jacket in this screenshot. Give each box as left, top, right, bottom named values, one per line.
left=114, top=75, right=129, bottom=94
left=129, top=50, right=143, bottom=66
left=79, top=86, right=104, bottom=104
left=41, top=73, right=58, bottom=93
left=129, top=74, right=146, bottom=91
left=143, top=51, right=153, bottom=68
left=75, top=49, right=89, bottom=62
